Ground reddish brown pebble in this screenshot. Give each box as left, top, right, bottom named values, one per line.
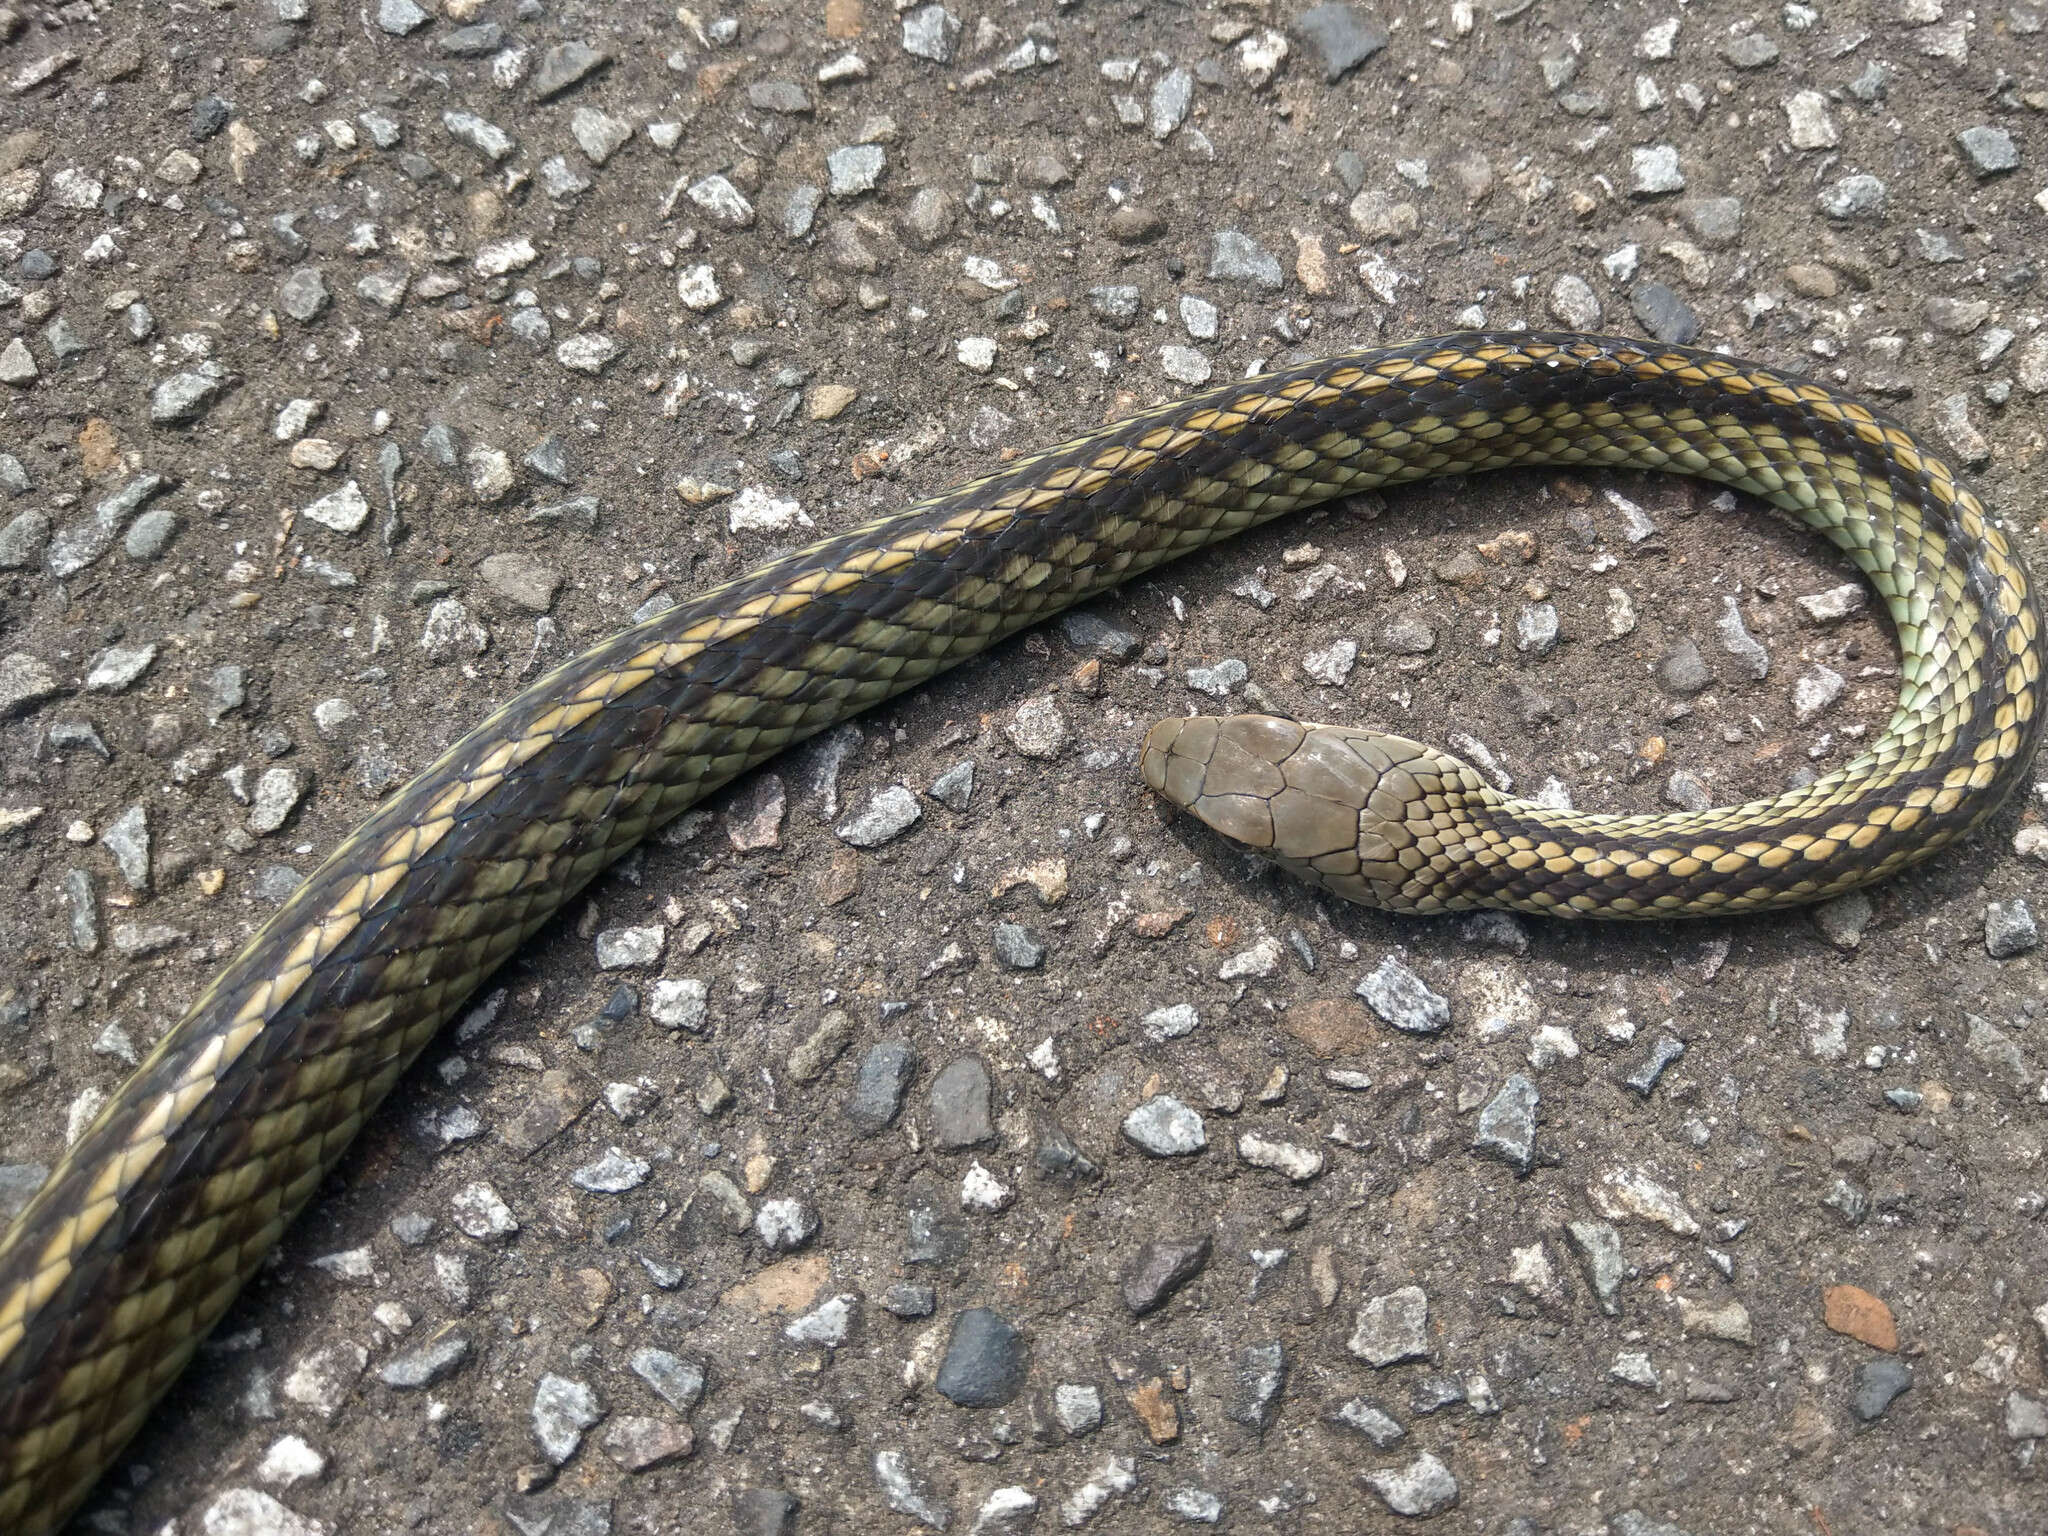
left=1822, top=1284, right=1898, bottom=1351
left=1204, top=915, right=1241, bottom=948
left=1281, top=999, right=1377, bottom=1060
left=1125, top=1376, right=1180, bottom=1443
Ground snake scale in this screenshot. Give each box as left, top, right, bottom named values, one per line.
left=0, top=332, right=2038, bottom=1531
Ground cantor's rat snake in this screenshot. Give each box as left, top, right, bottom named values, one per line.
left=2, top=333, right=2039, bottom=1531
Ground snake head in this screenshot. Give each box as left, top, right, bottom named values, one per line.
left=1139, top=713, right=1497, bottom=913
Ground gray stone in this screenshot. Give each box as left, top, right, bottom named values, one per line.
left=439, top=22, right=504, bottom=55
left=1957, top=125, right=2019, bottom=177
left=1721, top=32, right=1779, bottom=67
left=836, top=785, right=921, bottom=846
left=151, top=370, right=224, bottom=424
left=883, top=1281, right=937, bottom=1318
left=755, top=1197, right=819, bottom=1252
left=533, top=41, right=611, bottom=100
left=1120, top=1235, right=1211, bottom=1316
left=628, top=1347, right=705, bottom=1412
left=1356, top=956, right=1450, bottom=1033
left=992, top=921, right=1045, bottom=969
left=900, top=186, right=957, bottom=248
left=930, top=1056, right=995, bottom=1146
left=532, top=1373, right=605, bottom=1464
left=788, top=1011, right=854, bottom=1083
left=845, top=1039, right=918, bottom=1135
left=784, top=1292, right=858, bottom=1346
left=0, top=339, right=34, bottom=387
left=1813, top=889, right=1874, bottom=951
left=84, top=642, right=157, bottom=692
left=1629, top=144, right=1685, bottom=196
left=873, top=1450, right=950, bottom=1530
left=570, top=107, right=632, bottom=166
left=1347, top=189, right=1418, bottom=241
left=1226, top=1341, right=1287, bottom=1432
left=1054, top=1383, right=1103, bottom=1434
left=1149, top=66, right=1193, bottom=140
left=749, top=78, right=811, bottom=114
left=442, top=109, right=516, bottom=162
left=1624, top=1035, right=1686, bottom=1096
left=376, top=0, right=429, bottom=35
left=2005, top=1391, right=2048, bottom=1441
left=1121, top=1096, right=1206, bottom=1157
left=1208, top=230, right=1283, bottom=291
left=1363, top=1452, right=1458, bottom=1518
left=1850, top=1358, right=1912, bottom=1422
left=927, top=760, right=975, bottom=810
left=1631, top=281, right=1700, bottom=344
left=279, top=267, right=330, bottom=322
left=1716, top=597, right=1769, bottom=679
left=301, top=481, right=369, bottom=534
left=934, top=1308, right=1027, bottom=1408
left=1684, top=196, right=1743, bottom=246
left=379, top=1330, right=472, bottom=1389
left=1547, top=273, right=1601, bottom=330
left=0, top=509, right=48, bottom=569
left=48, top=473, right=170, bottom=578
left=687, top=173, right=754, bottom=227
left=1086, top=284, right=1142, bottom=327
left=827, top=143, right=886, bottom=197
left=1658, top=637, right=1712, bottom=695
left=0, top=653, right=60, bottom=717
left=1348, top=1286, right=1431, bottom=1366
left=1475, top=1074, right=1538, bottom=1172
left=248, top=767, right=308, bottom=835
left=732, top=1489, right=799, bottom=1536
left=1326, top=1396, right=1405, bottom=1448
left=1566, top=1220, right=1625, bottom=1315
left=1295, top=3, right=1390, bottom=81
left=901, top=5, right=961, bottom=63
left=1514, top=602, right=1559, bottom=655
left=573, top=1148, right=651, bottom=1194
left=1818, top=173, right=1886, bottom=219
left=556, top=334, right=622, bottom=375
left=1160, top=346, right=1212, bottom=386
left=99, top=804, right=150, bottom=893
left=1986, top=899, right=2038, bottom=958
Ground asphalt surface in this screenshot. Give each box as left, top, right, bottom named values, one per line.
left=1, top=1, right=2046, bottom=1533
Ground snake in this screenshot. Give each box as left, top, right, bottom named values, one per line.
left=0, top=331, right=2038, bottom=1530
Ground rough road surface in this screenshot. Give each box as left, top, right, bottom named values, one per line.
left=1, top=1, right=2046, bottom=1533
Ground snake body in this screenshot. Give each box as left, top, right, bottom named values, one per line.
left=0, top=333, right=2037, bottom=1530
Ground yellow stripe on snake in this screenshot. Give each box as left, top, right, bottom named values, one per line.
left=1, top=333, right=2039, bottom=1531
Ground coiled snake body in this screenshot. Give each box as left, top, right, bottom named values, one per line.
left=1, top=333, right=2038, bottom=1530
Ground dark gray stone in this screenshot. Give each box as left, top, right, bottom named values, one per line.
left=1295, top=3, right=1390, bottom=81
left=533, top=41, right=612, bottom=100
left=1657, top=637, right=1712, bottom=694
left=1957, top=125, right=2019, bottom=177
left=1624, top=1034, right=1687, bottom=1095
left=1851, top=1359, right=1912, bottom=1421
left=1226, top=1341, right=1287, bottom=1432
left=992, top=921, right=1045, bottom=969
left=1630, top=281, right=1700, bottom=344
left=929, top=1055, right=994, bottom=1147
left=1474, top=1074, right=1538, bottom=1172
left=934, top=1307, right=1027, bottom=1407
left=732, top=1488, right=799, bottom=1536
left=845, top=1039, right=918, bottom=1135
left=1121, top=1235, right=1211, bottom=1316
